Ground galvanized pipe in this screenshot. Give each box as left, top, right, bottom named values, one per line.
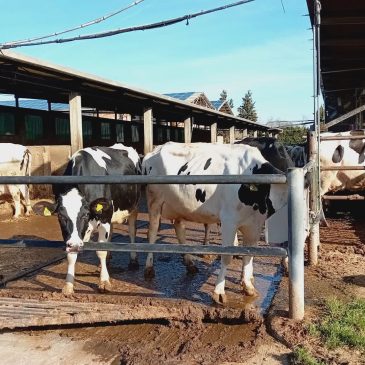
left=308, top=131, right=319, bottom=266
left=0, top=240, right=288, bottom=257
left=323, top=194, right=365, bottom=201
left=0, top=174, right=287, bottom=185
left=288, top=168, right=305, bottom=320
left=321, top=166, right=365, bottom=171
left=320, top=135, right=365, bottom=141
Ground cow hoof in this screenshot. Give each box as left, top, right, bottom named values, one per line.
left=98, top=280, right=112, bottom=293
left=212, top=292, right=227, bottom=304
left=128, top=260, right=139, bottom=271
left=62, top=283, right=74, bottom=296
left=144, top=267, right=155, bottom=279
left=241, top=283, right=258, bottom=297
left=186, top=264, right=199, bottom=275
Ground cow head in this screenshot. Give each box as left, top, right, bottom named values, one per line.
left=236, top=137, right=294, bottom=172
left=57, top=188, right=90, bottom=252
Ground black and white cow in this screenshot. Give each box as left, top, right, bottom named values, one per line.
left=321, top=131, right=365, bottom=194
left=203, top=137, right=294, bottom=245
left=0, top=143, right=32, bottom=218
left=236, top=137, right=294, bottom=172
left=52, top=144, right=141, bottom=295
left=142, top=142, right=287, bottom=303
left=285, top=144, right=307, bottom=168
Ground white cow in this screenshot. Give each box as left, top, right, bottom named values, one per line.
left=142, top=142, right=288, bottom=303
left=320, top=131, right=365, bottom=194
left=0, top=143, right=32, bottom=218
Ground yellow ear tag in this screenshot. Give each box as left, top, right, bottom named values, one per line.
left=44, top=207, right=51, bottom=216
left=96, top=203, right=103, bottom=212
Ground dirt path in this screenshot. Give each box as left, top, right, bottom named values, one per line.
left=1, top=210, right=365, bottom=364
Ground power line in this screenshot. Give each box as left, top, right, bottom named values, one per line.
left=280, top=0, right=286, bottom=13
left=0, top=0, right=254, bottom=49
left=2, top=0, right=145, bottom=47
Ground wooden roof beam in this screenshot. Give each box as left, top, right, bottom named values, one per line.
left=322, top=16, right=365, bottom=25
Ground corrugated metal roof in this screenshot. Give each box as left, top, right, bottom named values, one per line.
left=210, top=100, right=224, bottom=110
left=0, top=99, right=69, bottom=111
left=163, top=92, right=196, bottom=101
left=0, top=50, right=276, bottom=131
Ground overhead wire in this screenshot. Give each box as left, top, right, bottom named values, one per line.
left=2, top=0, right=145, bottom=47
left=0, top=0, right=254, bottom=49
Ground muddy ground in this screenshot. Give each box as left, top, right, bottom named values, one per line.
left=0, top=201, right=365, bottom=364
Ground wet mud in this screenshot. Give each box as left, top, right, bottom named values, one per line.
left=0, top=210, right=283, bottom=364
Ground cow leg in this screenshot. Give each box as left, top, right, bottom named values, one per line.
left=144, top=190, right=163, bottom=279
left=213, top=221, right=237, bottom=304
left=241, top=256, right=256, bottom=296
left=238, top=227, right=260, bottom=296
left=96, top=223, right=112, bottom=292
left=63, top=253, right=78, bottom=295
left=174, top=219, right=198, bottom=274
left=128, top=209, right=139, bottom=270
left=203, top=224, right=210, bottom=245
left=12, top=188, right=22, bottom=219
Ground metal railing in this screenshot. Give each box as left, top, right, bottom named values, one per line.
left=0, top=171, right=308, bottom=320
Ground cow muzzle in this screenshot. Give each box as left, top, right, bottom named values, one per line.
left=65, top=241, right=84, bottom=253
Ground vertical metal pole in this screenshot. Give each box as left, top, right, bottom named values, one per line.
left=308, top=131, right=320, bottom=265
left=288, top=167, right=305, bottom=320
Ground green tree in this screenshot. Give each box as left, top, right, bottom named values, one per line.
left=277, top=126, right=307, bottom=145
left=219, top=90, right=227, bottom=101
left=219, top=89, right=234, bottom=109
left=237, top=90, right=258, bottom=121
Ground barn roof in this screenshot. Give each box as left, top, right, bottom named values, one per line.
left=210, top=100, right=234, bottom=115
left=0, top=50, right=274, bottom=131
left=307, top=0, right=365, bottom=127
left=164, top=92, right=215, bottom=110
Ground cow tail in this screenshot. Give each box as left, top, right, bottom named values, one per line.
left=20, top=149, right=32, bottom=176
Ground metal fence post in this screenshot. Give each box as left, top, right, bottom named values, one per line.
left=308, top=131, right=320, bottom=265
left=288, top=167, right=305, bottom=320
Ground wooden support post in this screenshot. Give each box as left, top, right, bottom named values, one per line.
left=229, top=126, right=235, bottom=144
left=211, top=122, right=217, bottom=143
left=253, top=130, right=258, bottom=138
left=184, top=117, right=192, bottom=143
left=69, top=92, right=83, bottom=155
left=144, top=107, right=153, bottom=155
left=242, top=128, right=248, bottom=137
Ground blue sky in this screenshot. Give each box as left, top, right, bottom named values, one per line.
left=0, top=0, right=313, bottom=123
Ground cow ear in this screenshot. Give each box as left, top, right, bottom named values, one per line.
left=332, top=145, right=344, bottom=163
left=32, top=200, right=58, bottom=216
left=90, top=198, right=111, bottom=215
